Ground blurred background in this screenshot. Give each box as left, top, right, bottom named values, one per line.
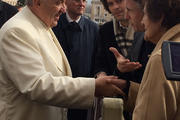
left=2, top=0, right=113, bottom=25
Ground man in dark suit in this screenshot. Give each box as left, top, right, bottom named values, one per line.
left=52, top=0, right=99, bottom=120
left=93, top=0, right=137, bottom=78
left=92, top=0, right=155, bottom=119
left=0, top=0, right=18, bottom=28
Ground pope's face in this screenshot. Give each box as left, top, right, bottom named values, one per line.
left=39, top=0, right=66, bottom=27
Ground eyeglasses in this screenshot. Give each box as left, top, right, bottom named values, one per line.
left=72, top=0, right=87, bottom=3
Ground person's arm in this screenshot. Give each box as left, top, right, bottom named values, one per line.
left=0, top=27, right=125, bottom=108
left=0, top=27, right=95, bottom=108
left=133, top=53, right=179, bottom=120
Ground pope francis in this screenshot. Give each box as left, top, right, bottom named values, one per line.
left=0, top=0, right=124, bottom=120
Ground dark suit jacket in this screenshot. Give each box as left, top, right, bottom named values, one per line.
left=0, top=1, right=18, bottom=28
left=53, top=13, right=99, bottom=120
left=53, top=13, right=99, bottom=78
left=94, top=21, right=155, bottom=83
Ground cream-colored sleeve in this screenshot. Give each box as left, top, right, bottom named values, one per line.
left=0, top=27, right=95, bottom=108
left=133, top=53, right=180, bottom=120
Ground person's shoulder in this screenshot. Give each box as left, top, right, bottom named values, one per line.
left=99, top=21, right=113, bottom=33
left=100, top=21, right=113, bottom=30
left=82, top=16, right=98, bottom=27
left=1, top=11, right=37, bottom=36
left=134, top=32, right=144, bottom=38
left=102, top=21, right=113, bottom=26
left=52, top=13, right=67, bottom=32
left=1, top=1, right=18, bottom=13
left=133, top=32, right=144, bottom=43
left=57, top=13, right=67, bottom=24
left=148, top=49, right=161, bottom=67
left=59, top=13, right=66, bottom=21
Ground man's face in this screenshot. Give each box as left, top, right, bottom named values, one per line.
left=126, top=0, right=144, bottom=32
left=38, top=0, right=66, bottom=27
left=65, top=0, right=86, bottom=18
left=107, top=0, right=126, bottom=21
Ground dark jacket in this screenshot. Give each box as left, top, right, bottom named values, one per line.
left=53, top=13, right=99, bottom=78
left=53, top=13, right=99, bottom=120
left=94, top=21, right=155, bottom=83
left=0, top=1, right=18, bottom=28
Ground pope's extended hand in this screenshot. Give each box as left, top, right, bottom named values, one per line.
left=95, top=76, right=125, bottom=97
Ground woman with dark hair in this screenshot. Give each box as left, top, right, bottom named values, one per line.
left=133, top=0, right=180, bottom=119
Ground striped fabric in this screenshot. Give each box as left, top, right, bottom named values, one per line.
left=113, top=18, right=134, bottom=57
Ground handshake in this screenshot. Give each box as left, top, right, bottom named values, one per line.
left=95, top=75, right=127, bottom=97
left=95, top=47, right=142, bottom=98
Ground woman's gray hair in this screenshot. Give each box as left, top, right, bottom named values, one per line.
left=26, top=0, right=33, bottom=6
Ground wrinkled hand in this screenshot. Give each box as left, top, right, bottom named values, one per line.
left=96, top=73, right=127, bottom=90
left=109, top=47, right=142, bottom=73
left=108, top=78, right=128, bottom=90
left=95, top=76, right=125, bottom=97
left=96, top=72, right=107, bottom=78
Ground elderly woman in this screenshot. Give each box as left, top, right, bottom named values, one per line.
left=133, top=0, right=180, bottom=119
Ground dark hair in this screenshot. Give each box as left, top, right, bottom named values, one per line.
left=100, top=0, right=145, bottom=13
left=100, top=0, right=111, bottom=13
left=145, top=0, right=180, bottom=29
